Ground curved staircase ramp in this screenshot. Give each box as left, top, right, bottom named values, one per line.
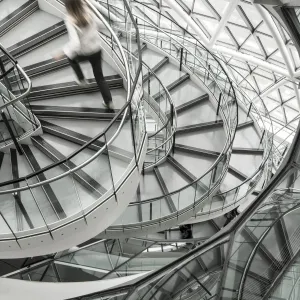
left=0, top=0, right=268, bottom=256
left=96, top=3, right=273, bottom=236
left=37, top=0, right=271, bottom=236
left=5, top=190, right=300, bottom=300
left=4, top=216, right=226, bottom=283
left=37, top=128, right=300, bottom=300
left=0, top=2, right=298, bottom=299
left=0, top=0, right=147, bottom=257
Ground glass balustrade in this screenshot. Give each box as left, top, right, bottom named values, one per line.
left=0, top=0, right=146, bottom=245
left=99, top=1, right=275, bottom=232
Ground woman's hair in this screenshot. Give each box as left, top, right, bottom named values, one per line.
left=65, top=0, right=90, bottom=27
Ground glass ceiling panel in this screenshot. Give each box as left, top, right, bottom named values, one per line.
left=136, top=0, right=300, bottom=151
left=200, top=18, right=219, bottom=36
left=241, top=35, right=263, bottom=55
left=217, top=30, right=236, bottom=47
left=285, top=106, right=299, bottom=123
left=228, top=8, right=247, bottom=26
left=208, top=0, right=228, bottom=16
left=193, top=1, right=216, bottom=19
left=239, top=2, right=262, bottom=28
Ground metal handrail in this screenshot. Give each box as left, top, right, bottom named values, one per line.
left=106, top=37, right=177, bottom=168
left=64, top=119, right=300, bottom=299
left=103, top=1, right=237, bottom=188
left=0, top=0, right=138, bottom=194
left=142, top=62, right=176, bottom=167
left=110, top=2, right=274, bottom=217
left=0, top=42, right=41, bottom=152
left=0, top=43, right=32, bottom=110
left=103, top=2, right=271, bottom=224
left=238, top=200, right=300, bottom=299
left=272, top=115, right=300, bottom=168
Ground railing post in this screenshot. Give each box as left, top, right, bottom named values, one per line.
left=172, top=133, right=176, bottom=155
left=1, top=111, right=23, bottom=155
left=247, top=102, right=252, bottom=118
left=216, top=93, right=222, bottom=116
left=179, top=48, right=183, bottom=71
left=170, top=104, right=174, bottom=127
left=170, top=104, right=175, bottom=155
left=207, top=64, right=211, bottom=82
left=0, top=56, right=12, bottom=90
left=128, top=104, right=139, bottom=169
left=260, top=130, right=266, bottom=145
left=150, top=202, right=153, bottom=220
left=135, top=18, right=138, bottom=43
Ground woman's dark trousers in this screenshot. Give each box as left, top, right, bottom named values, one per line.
left=68, top=50, right=112, bottom=105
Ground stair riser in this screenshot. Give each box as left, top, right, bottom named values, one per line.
left=173, top=95, right=209, bottom=116
left=31, top=137, right=106, bottom=196
left=27, top=78, right=123, bottom=101
left=0, top=0, right=39, bottom=38
left=176, top=122, right=223, bottom=134
left=143, top=57, right=169, bottom=83
left=3, top=22, right=66, bottom=60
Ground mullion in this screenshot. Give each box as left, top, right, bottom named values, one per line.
left=225, top=26, right=240, bottom=49
left=200, top=0, right=221, bottom=21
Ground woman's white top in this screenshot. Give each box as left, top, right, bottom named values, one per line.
left=63, top=1, right=104, bottom=59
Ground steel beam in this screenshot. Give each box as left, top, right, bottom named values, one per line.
left=153, top=166, right=176, bottom=212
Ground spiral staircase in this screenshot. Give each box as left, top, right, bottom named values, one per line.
left=0, top=0, right=300, bottom=300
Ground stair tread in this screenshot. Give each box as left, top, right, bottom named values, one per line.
left=32, top=136, right=107, bottom=196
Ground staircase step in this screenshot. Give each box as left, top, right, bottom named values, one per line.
left=232, top=147, right=264, bottom=155
left=22, top=57, right=69, bottom=78
left=228, top=165, right=247, bottom=181
left=31, top=136, right=107, bottom=197
left=21, top=144, right=66, bottom=219
left=175, top=144, right=220, bottom=158
left=143, top=57, right=169, bottom=83
left=176, top=120, right=223, bottom=134
left=10, top=149, right=34, bottom=230
left=30, top=105, right=120, bottom=120
left=0, top=0, right=38, bottom=38
left=153, top=73, right=190, bottom=101
left=133, top=42, right=147, bottom=57
left=4, top=21, right=66, bottom=59
left=154, top=167, right=176, bottom=213
left=27, top=76, right=123, bottom=100
left=172, top=94, right=209, bottom=115
left=237, top=120, right=254, bottom=129
left=40, top=120, right=132, bottom=162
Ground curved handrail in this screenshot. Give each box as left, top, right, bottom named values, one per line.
left=0, top=0, right=134, bottom=193
left=110, top=1, right=274, bottom=220
left=99, top=4, right=241, bottom=211
left=0, top=0, right=146, bottom=244
left=0, top=43, right=40, bottom=150
left=142, top=61, right=177, bottom=168
left=102, top=2, right=273, bottom=228
left=6, top=235, right=222, bottom=283
left=272, top=115, right=300, bottom=169
left=71, top=186, right=300, bottom=300
left=37, top=83, right=300, bottom=300
left=238, top=193, right=300, bottom=300
left=0, top=43, right=32, bottom=110
left=104, top=3, right=237, bottom=164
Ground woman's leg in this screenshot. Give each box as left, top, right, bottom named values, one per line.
left=68, top=56, right=85, bottom=81
left=88, top=51, right=112, bottom=105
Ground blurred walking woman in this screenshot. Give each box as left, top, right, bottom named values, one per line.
left=55, top=0, right=113, bottom=109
